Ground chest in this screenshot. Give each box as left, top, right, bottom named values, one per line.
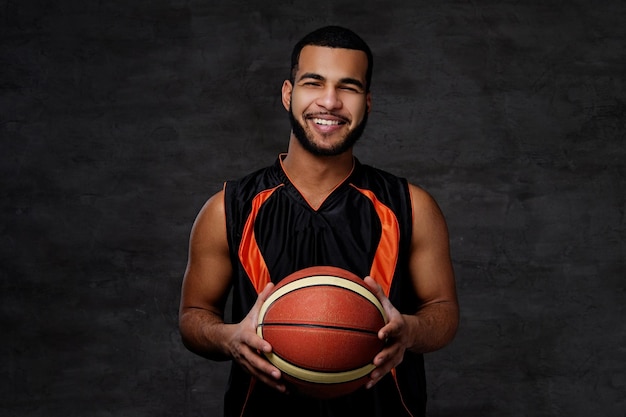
left=252, top=186, right=383, bottom=281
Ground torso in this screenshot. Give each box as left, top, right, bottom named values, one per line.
left=221, top=155, right=427, bottom=417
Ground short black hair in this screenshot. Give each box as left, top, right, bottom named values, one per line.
left=289, top=26, right=374, bottom=92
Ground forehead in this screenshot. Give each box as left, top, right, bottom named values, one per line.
left=296, top=45, right=368, bottom=82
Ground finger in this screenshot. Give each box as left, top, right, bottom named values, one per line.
left=241, top=328, right=273, bottom=354
left=363, top=276, right=399, bottom=340
left=248, top=282, right=276, bottom=351
left=363, top=275, right=383, bottom=297
left=364, top=276, right=395, bottom=316
left=251, top=282, right=276, bottom=316
left=243, top=355, right=287, bottom=393
left=365, top=361, right=389, bottom=389
left=379, top=310, right=409, bottom=344
left=255, top=372, right=287, bottom=393
left=363, top=275, right=389, bottom=311
left=247, top=349, right=282, bottom=379
left=258, top=281, right=276, bottom=301
left=367, top=344, right=403, bottom=389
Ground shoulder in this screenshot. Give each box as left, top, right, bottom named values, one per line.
left=407, top=183, right=436, bottom=208
left=192, top=189, right=226, bottom=237
left=407, top=183, right=449, bottom=240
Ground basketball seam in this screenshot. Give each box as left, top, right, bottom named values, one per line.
left=257, top=275, right=387, bottom=327
left=258, top=322, right=380, bottom=335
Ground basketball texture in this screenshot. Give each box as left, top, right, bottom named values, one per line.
left=256, top=266, right=387, bottom=398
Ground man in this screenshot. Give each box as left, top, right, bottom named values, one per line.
left=179, top=26, right=459, bottom=417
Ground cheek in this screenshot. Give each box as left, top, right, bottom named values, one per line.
left=289, top=93, right=307, bottom=114
left=348, top=99, right=368, bottom=123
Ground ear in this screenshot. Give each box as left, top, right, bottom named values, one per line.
left=281, top=80, right=293, bottom=111
left=366, top=92, right=372, bottom=114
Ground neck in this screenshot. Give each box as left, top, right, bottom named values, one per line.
left=281, top=136, right=355, bottom=209
left=282, top=137, right=354, bottom=186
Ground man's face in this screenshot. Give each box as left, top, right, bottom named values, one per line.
left=282, top=45, right=371, bottom=156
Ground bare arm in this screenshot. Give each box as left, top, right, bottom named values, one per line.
left=179, top=190, right=235, bottom=360
left=365, top=183, right=459, bottom=387
left=403, top=183, right=459, bottom=352
left=178, top=190, right=285, bottom=391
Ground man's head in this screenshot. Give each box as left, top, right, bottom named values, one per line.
left=284, top=26, right=373, bottom=157
left=289, top=26, right=373, bottom=93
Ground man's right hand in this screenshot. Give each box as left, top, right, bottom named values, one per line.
left=225, top=282, right=287, bottom=393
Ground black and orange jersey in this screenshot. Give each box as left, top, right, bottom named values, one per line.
left=222, top=155, right=427, bottom=417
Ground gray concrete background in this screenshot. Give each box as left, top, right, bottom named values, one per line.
left=1, top=1, right=624, bottom=416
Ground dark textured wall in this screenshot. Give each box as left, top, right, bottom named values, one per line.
left=1, top=1, right=624, bottom=416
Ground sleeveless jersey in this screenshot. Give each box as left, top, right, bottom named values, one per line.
left=223, top=155, right=427, bottom=417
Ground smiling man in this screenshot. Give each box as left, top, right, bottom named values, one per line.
left=285, top=45, right=370, bottom=158
left=179, top=26, right=459, bottom=417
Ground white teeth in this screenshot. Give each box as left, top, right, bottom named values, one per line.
left=312, top=118, right=341, bottom=126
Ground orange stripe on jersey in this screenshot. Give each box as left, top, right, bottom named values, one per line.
left=238, top=185, right=284, bottom=294
left=351, top=185, right=400, bottom=297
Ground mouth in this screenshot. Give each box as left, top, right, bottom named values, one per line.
left=306, top=113, right=349, bottom=129
left=311, top=118, right=343, bottom=126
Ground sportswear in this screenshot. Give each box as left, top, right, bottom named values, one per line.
left=222, top=155, right=426, bottom=417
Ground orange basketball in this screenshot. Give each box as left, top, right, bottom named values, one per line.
left=256, top=266, right=387, bottom=399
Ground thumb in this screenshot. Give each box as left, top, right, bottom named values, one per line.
left=250, top=282, right=275, bottom=325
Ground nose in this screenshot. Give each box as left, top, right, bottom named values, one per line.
left=316, top=86, right=343, bottom=110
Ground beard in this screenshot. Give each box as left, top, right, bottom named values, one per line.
left=289, top=105, right=368, bottom=157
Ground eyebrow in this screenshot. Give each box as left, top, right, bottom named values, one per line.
left=298, top=72, right=365, bottom=91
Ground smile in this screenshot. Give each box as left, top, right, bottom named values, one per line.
left=312, top=118, right=343, bottom=126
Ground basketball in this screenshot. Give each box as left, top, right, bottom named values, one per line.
left=256, top=265, right=387, bottom=399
